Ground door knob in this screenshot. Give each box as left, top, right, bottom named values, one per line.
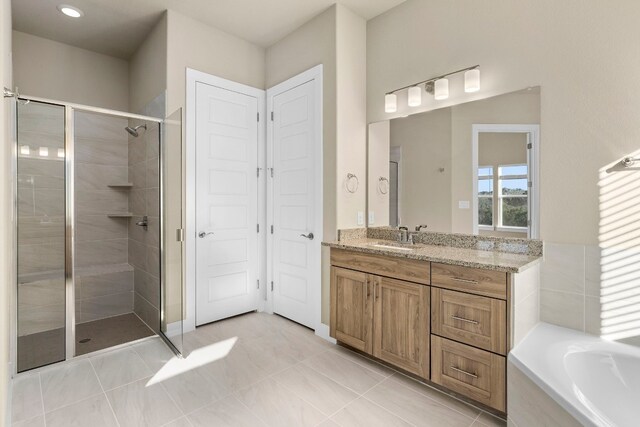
left=300, top=232, right=314, bottom=240
left=198, top=231, right=214, bottom=238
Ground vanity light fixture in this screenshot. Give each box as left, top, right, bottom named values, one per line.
left=464, top=68, right=480, bottom=92
left=39, top=147, right=48, bottom=157
left=384, top=65, right=480, bottom=112
left=385, top=93, right=397, bottom=113
left=20, top=145, right=30, bottom=155
left=57, top=4, right=84, bottom=18
left=434, top=78, right=449, bottom=100
left=407, top=86, right=422, bottom=107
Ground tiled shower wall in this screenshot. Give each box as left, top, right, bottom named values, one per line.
left=129, top=121, right=161, bottom=332
left=540, top=242, right=640, bottom=346
left=74, top=112, right=133, bottom=323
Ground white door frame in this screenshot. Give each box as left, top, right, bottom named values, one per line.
left=266, top=65, right=323, bottom=334
left=186, top=68, right=266, bottom=333
left=471, top=124, right=540, bottom=239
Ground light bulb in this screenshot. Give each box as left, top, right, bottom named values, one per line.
left=385, top=93, right=397, bottom=113
left=434, top=78, right=449, bottom=100
left=20, top=145, right=30, bottom=155
left=407, top=86, right=422, bottom=107
left=57, top=5, right=84, bottom=18
left=465, top=68, right=480, bottom=93
left=39, top=147, right=49, bottom=157
left=58, top=148, right=65, bottom=158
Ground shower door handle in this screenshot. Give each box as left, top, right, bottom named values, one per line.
left=198, top=231, right=214, bottom=238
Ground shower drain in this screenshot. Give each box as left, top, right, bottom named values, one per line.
left=78, top=338, right=91, bottom=343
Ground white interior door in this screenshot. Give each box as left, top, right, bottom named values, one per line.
left=195, top=82, right=259, bottom=326
left=269, top=71, right=322, bottom=330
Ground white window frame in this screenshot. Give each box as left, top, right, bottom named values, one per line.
left=471, top=124, right=540, bottom=239
left=497, top=163, right=528, bottom=232
left=477, top=165, right=494, bottom=231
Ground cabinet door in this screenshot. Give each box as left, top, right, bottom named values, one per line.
left=373, top=276, right=429, bottom=378
left=330, top=267, right=374, bottom=353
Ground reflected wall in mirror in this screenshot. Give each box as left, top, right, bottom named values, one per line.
left=368, top=87, right=540, bottom=238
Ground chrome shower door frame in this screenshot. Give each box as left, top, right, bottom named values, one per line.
left=12, top=95, right=170, bottom=374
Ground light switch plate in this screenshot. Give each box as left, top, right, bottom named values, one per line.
left=357, top=211, right=364, bottom=226
left=458, top=200, right=470, bottom=209
left=368, top=211, right=375, bottom=225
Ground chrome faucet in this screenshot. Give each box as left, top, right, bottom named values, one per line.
left=415, top=224, right=428, bottom=232
left=398, top=226, right=410, bottom=244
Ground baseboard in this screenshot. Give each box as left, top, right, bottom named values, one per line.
left=315, top=323, right=336, bottom=344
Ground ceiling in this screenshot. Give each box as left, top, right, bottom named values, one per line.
left=12, top=0, right=405, bottom=59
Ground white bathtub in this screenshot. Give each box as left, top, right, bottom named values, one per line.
left=509, top=323, right=640, bottom=427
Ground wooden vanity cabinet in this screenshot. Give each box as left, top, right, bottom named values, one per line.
left=373, top=276, right=429, bottom=378
left=330, top=267, right=374, bottom=353
left=330, top=249, right=510, bottom=413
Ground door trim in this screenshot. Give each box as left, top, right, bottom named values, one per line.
left=186, top=68, right=266, bottom=333
left=471, top=124, right=540, bottom=239
left=266, top=64, right=323, bottom=334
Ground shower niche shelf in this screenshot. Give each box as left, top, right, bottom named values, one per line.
left=107, top=213, right=133, bottom=218
left=107, top=183, right=134, bottom=189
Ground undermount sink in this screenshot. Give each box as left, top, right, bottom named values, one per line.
left=368, top=242, right=417, bottom=251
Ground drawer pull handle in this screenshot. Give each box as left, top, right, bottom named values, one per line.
left=451, top=277, right=479, bottom=284
left=450, top=366, right=478, bottom=379
left=451, top=315, right=479, bottom=325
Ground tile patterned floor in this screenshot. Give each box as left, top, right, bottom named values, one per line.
left=11, top=312, right=507, bottom=427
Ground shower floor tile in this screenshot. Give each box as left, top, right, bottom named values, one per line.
left=75, top=313, right=154, bottom=356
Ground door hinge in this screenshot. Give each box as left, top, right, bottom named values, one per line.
left=270, top=111, right=274, bottom=121
left=270, top=225, right=274, bottom=234
left=257, top=112, right=260, bottom=122
left=257, top=224, right=260, bottom=233
left=257, top=279, right=260, bottom=289
left=527, top=142, right=532, bottom=149
left=257, top=167, right=261, bottom=177
left=271, top=281, right=274, bottom=291
left=269, top=167, right=274, bottom=178
left=528, top=181, right=533, bottom=188
left=176, top=228, right=184, bottom=242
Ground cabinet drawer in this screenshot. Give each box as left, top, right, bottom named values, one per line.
left=331, top=248, right=430, bottom=285
left=431, top=336, right=505, bottom=412
left=432, top=288, right=507, bottom=355
left=431, top=263, right=506, bottom=299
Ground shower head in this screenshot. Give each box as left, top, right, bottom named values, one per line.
left=125, top=124, right=147, bottom=137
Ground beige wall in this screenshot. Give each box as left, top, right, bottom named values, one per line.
left=166, top=9, right=265, bottom=114
left=368, top=120, right=390, bottom=226
left=12, top=31, right=129, bottom=111
left=129, top=14, right=167, bottom=114
left=336, top=5, right=367, bottom=230
left=1, top=0, right=11, bottom=420
left=390, top=108, right=453, bottom=231
left=367, top=0, right=640, bottom=246
left=450, top=91, right=540, bottom=234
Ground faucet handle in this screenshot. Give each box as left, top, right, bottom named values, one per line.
left=415, top=224, right=428, bottom=232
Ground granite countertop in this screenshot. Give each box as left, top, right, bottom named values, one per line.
left=322, top=238, right=542, bottom=273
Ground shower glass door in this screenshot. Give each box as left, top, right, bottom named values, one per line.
left=160, top=108, right=184, bottom=355
left=16, top=100, right=66, bottom=372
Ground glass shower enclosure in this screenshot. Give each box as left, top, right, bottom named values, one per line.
left=14, top=98, right=184, bottom=372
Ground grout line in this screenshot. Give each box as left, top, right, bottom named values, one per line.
left=88, top=357, right=121, bottom=427
left=468, top=412, right=482, bottom=427
left=37, top=373, right=47, bottom=427
left=388, top=372, right=483, bottom=419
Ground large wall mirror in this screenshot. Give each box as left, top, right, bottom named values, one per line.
left=368, top=87, right=540, bottom=238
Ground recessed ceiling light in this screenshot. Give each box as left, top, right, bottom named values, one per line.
left=57, top=4, right=84, bottom=18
